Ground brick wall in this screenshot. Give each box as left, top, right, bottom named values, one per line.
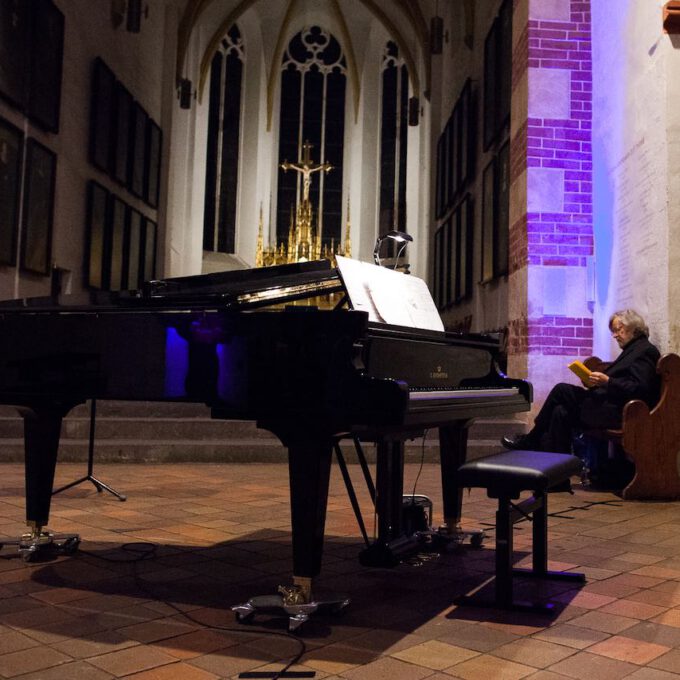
left=509, top=0, right=593, bottom=360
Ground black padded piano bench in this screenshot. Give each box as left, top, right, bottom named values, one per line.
left=456, top=450, right=585, bottom=614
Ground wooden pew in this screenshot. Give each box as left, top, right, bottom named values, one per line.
left=585, top=353, right=680, bottom=500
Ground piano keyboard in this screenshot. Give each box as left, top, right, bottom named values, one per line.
left=409, top=387, right=519, bottom=401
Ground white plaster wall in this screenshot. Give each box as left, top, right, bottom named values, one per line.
left=592, top=0, right=671, bottom=356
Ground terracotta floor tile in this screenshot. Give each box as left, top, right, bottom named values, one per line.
left=152, top=629, right=237, bottom=659
left=435, top=620, right=520, bottom=653
left=87, top=645, right=179, bottom=676
left=648, top=648, right=680, bottom=673
left=532, top=623, right=610, bottom=650
left=116, top=617, right=197, bottom=643
left=303, top=641, right=379, bottom=674
left=491, top=638, right=577, bottom=668
left=568, top=610, right=638, bottom=634
left=51, top=629, right=139, bottom=659
left=340, top=656, right=434, bottom=680
left=624, top=668, right=680, bottom=680
left=391, top=639, right=479, bottom=670
left=552, top=590, right=617, bottom=610
left=587, top=635, right=669, bottom=665
left=623, top=621, right=680, bottom=647
left=0, top=645, right=74, bottom=678
left=547, top=650, right=640, bottom=679
left=0, top=629, right=41, bottom=654
left=16, top=660, right=116, bottom=680
left=650, top=609, right=680, bottom=628
left=599, top=599, right=668, bottom=620
left=125, top=661, right=221, bottom=679
left=445, top=653, right=535, bottom=679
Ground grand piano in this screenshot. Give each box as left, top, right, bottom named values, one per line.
left=0, top=259, right=531, bottom=606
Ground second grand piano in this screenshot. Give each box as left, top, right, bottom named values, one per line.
left=0, top=259, right=531, bottom=604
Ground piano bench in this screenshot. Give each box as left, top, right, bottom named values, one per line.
left=455, top=450, right=585, bottom=614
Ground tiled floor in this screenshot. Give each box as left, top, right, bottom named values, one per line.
left=0, top=462, right=679, bottom=679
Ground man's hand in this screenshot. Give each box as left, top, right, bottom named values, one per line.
left=588, top=371, right=609, bottom=387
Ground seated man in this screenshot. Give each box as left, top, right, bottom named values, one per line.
left=502, top=309, right=660, bottom=453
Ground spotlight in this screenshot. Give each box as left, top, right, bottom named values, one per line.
left=373, top=230, right=413, bottom=268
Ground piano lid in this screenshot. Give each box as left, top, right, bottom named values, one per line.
left=0, top=260, right=346, bottom=311
left=142, top=259, right=344, bottom=309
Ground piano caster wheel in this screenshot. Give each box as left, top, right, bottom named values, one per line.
left=231, top=591, right=350, bottom=633
left=1, top=530, right=81, bottom=562
left=470, top=533, right=484, bottom=549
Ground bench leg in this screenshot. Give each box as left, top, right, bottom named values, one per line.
left=457, top=492, right=585, bottom=614
left=495, top=497, right=514, bottom=609
left=513, top=493, right=585, bottom=588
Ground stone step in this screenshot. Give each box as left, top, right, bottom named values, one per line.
left=0, top=436, right=506, bottom=464
left=0, top=401, right=526, bottom=463
left=0, top=409, right=526, bottom=439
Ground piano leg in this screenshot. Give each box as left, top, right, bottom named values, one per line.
left=287, top=438, right=333, bottom=600
left=439, top=422, right=484, bottom=547
left=20, top=405, right=65, bottom=527
left=231, top=437, right=350, bottom=632
left=1, top=405, right=81, bottom=561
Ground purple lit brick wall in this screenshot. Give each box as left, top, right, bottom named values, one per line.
left=509, top=0, right=593, bottom=359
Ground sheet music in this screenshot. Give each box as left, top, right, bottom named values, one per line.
left=336, top=256, right=444, bottom=332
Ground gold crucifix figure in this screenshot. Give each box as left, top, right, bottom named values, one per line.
left=280, top=141, right=333, bottom=203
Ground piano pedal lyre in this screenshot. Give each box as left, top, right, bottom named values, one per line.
left=0, top=523, right=80, bottom=562
left=231, top=577, right=350, bottom=633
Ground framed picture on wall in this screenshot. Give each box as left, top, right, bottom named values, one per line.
left=21, top=138, right=56, bottom=275
left=435, top=134, right=445, bottom=218
left=481, top=158, right=496, bottom=283
left=90, top=58, right=116, bottom=173
left=459, top=79, right=472, bottom=186
left=142, top=218, right=157, bottom=283
left=113, top=82, right=133, bottom=186
left=449, top=213, right=459, bottom=304
left=483, top=18, right=499, bottom=151
left=27, top=0, right=64, bottom=133
left=495, top=140, right=510, bottom=277
left=129, top=101, right=148, bottom=198
left=0, top=116, right=23, bottom=265
left=434, top=227, right=442, bottom=308
left=86, top=181, right=109, bottom=289
left=108, top=196, right=127, bottom=291
left=498, top=0, right=513, bottom=131
left=145, top=119, right=162, bottom=208
left=0, top=0, right=30, bottom=109
left=125, top=207, right=143, bottom=290
left=449, top=107, right=459, bottom=206
left=459, top=194, right=473, bottom=300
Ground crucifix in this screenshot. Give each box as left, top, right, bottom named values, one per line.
left=280, top=141, right=333, bottom=203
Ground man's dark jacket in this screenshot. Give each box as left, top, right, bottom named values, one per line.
left=580, top=335, right=660, bottom=428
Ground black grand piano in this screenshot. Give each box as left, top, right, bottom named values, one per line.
left=0, top=259, right=531, bottom=610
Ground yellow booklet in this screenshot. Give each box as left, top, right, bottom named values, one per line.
left=567, top=360, right=592, bottom=382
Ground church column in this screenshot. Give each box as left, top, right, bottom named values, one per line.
left=508, top=0, right=594, bottom=415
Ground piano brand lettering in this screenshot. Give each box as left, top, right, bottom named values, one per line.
left=430, top=365, right=448, bottom=379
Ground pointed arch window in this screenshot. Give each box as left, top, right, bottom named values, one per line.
left=379, top=41, right=409, bottom=242
left=276, top=26, right=346, bottom=250
left=203, top=24, right=243, bottom=254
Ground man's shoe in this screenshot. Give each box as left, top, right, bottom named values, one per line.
left=500, top=434, right=538, bottom=450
